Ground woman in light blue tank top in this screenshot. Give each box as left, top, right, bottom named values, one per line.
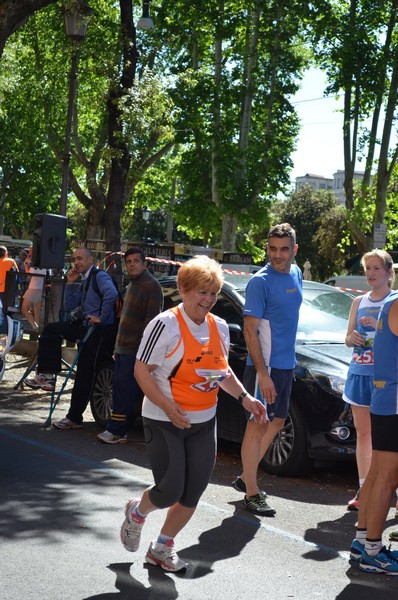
left=343, top=250, right=393, bottom=511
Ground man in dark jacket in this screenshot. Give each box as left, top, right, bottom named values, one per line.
left=25, top=247, right=119, bottom=429
left=97, top=247, right=163, bottom=444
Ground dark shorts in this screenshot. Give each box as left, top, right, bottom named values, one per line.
left=243, top=365, right=293, bottom=420
left=371, top=413, right=398, bottom=452
left=143, top=416, right=217, bottom=509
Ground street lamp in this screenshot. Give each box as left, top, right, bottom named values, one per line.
left=142, top=206, right=151, bottom=222
left=142, top=206, right=151, bottom=240
left=137, top=1, right=154, bottom=31
left=59, top=1, right=92, bottom=216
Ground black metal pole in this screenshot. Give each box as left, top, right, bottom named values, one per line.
left=59, top=42, right=79, bottom=216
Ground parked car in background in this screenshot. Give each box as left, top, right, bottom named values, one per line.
left=323, top=275, right=370, bottom=295
left=90, top=274, right=356, bottom=477
left=325, top=265, right=398, bottom=293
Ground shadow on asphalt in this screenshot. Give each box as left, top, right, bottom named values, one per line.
left=82, top=510, right=262, bottom=599
left=83, top=562, right=179, bottom=600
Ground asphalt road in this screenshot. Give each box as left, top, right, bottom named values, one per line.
left=1, top=353, right=398, bottom=600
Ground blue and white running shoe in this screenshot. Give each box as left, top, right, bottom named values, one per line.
left=360, top=546, right=398, bottom=575
left=350, top=539, right=364, bottom=561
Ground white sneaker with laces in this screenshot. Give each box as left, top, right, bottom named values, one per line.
left=53, top=417, right=83, bottom=430
left=97, top=431, right=128, bottom=444
left=25, top=373, right=56, bottom=392
left=120, top=498, right=145, bottom=552
left=145, top=540, right=188, bottom=572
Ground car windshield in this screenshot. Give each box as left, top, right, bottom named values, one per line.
left=223, top=272, right=352, bottom=344
left=223, top=272, right=252, bottom=294
left=297, top=288, right=352, bottom=343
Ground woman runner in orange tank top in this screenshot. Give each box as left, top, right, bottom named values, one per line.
left=119, top=256, right=267, bottom=572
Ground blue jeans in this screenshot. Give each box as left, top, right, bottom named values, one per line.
left=106, top=353, right=143, bottom=436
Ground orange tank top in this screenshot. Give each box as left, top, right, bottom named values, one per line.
left=167, top=307, right=229, bottom=411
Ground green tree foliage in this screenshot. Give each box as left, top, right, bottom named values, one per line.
left=0, top=30, right=60, bottom=236
left=311, top=0, right=398, bottom=253
left=0, top=0, right=176, bottom=251
left=272, top=185, right=352, bottom=280
left=149, top=0, right=316, bottom=250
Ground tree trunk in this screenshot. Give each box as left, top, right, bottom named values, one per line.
left=361, top=7, right=396, bottom=192
left=222, top=213, right=238, bottom=251
left=211, top=1, right=223, bottom=212
left=221, top=2, right=260, bottom=252
left=374, top=42, right=398, bottom=225
left=166, top=178, right=176, bottom=242
left=104, top=0, right=138, bottom=254
left=0, top=0, right=56, bottom=58
left=250, top=2, right=281, bottom=202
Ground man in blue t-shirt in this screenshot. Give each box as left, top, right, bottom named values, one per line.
left=232, top=223, right=303, bottom=515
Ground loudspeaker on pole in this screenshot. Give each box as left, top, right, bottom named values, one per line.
left=32, top=213, right=67, bottom=269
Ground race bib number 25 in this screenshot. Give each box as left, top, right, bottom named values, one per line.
left=353, top=349, right=374, bottom=365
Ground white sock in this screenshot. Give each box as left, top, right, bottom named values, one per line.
left=355, top=528, right=366, bottom=544
left=155, top=534, right=174, bottom=547
left=365, top=538, right=382, bottom=556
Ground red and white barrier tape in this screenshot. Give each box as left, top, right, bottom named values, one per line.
left=147, top=256, right=254, bottom=275
left=102, top=252, right=255, bottom=276
left=102, top=253, right=371, bottom=290
left=335, top=286, right=368, bottom=294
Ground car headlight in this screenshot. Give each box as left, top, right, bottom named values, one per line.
left=308, top=371, right=347, bottom=395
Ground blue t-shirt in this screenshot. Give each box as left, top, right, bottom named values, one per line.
left=243, top=263, right=303, bottom=369
left=371, top=291, right=398, bottom=416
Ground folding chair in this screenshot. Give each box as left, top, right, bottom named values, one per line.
left=44, top=325, right=95, bottom=428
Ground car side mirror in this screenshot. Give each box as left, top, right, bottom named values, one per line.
left=229, top=323, right=245, bottom=345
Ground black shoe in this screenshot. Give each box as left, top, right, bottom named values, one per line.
left=232, top=476, right=246, bottom=493
left=243, top=493, right=276, bottom=516
left=232, top=476, right=267, bottom=498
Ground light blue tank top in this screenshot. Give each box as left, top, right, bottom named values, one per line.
left=348, top=292, right=390, bottom=376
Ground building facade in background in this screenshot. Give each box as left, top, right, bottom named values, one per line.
left=295, top=170, right=365, bottom=205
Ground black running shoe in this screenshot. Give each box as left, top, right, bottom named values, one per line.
left=232, top=476, right=267, bottom=497
left=232, top=476, right=246, bottom=493
left=243, top=493, right=276, bottom=516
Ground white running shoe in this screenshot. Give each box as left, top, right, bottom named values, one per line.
left=25, top=373, right=56, bottom=392
left=145, top=540, right=188, bottom=572
left=120, top=498, right=145, bottom=552
left=97, top=431, right=128, bottom=444
left=53, top=417, right=82, bottom=430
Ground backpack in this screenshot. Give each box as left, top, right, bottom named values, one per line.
left=90, top=268, right=124, bottom=320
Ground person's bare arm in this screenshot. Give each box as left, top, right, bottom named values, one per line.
left=244, top=315, right=276, bottom=404
left=388, top=298, right=398, bottom=336
left=345, top=296, right=364, bottom=348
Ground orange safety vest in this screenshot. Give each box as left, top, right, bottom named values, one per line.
left=167, top=306, right=229, bottom=411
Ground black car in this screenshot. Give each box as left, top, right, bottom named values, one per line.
left=90, top=277, right=356, bottom=477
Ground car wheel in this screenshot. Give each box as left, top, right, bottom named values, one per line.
left=90, top=360, right=114, bottom=427
left=260, top=401, right=312, bottom=476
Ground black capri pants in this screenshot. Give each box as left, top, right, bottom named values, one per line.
left=143, top=415, right=217, bottom=509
